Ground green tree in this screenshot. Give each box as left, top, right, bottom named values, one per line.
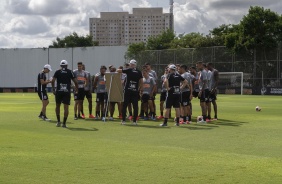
left=125, top=42, right=146, bottom=59
left=236, top=6, right=281, bottom=51
left=49, top=32, right=99, bottom=48
left=146, top=29, right=175, bottom=50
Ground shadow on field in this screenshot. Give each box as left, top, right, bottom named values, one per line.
left=179, top=124, right=218, bottom=130
left=210, top=119, right=248, bottom=127
left=125, top=124, right=171, bottom=129
left=67, top=127, right=99, bottom=131
left=48, top=120, right=74, bottom=124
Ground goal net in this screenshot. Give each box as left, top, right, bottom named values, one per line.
left=218, top=72, right=244, bottom=95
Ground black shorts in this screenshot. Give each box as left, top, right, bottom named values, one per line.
left=84, top=90, right=92, bottom=99
left=208, top=92, right=217, bottom=102
left=141, top=94, right=153, bottom=103
left=56, top=92, right=71, bottom=105
left=198, top=89, right=210, bottom=103
left=38, top=91, right=48, bottom=100
left=74, top=88, right=85, bottom=101
left=192, top=90, right=199, bottom=98
left=165, top=93, right=180, bottom=109
left=180, top=91, right=190, bottom=106
left=160, top=92, right=167, bottom=102
left=96, top=93, right=107, bottom=103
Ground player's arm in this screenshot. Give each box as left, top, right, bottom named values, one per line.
left=212, top=70, right=219, bottom=93
left=84, top=74, right=89, bottom=87
left=72, top=78, right=78, bottom=93
left=51, top=77, right=56, bottom=95
left=92, top=76, right=99, bottom=91
left=164, top=78, right=169, bottom=91
left=139, top=78, right=143, bottom=95
left=151, top=79, right=157, bottom=97
left=189, top=79, right=193, bottom=100
left=180, top=79, right=188, bottom=90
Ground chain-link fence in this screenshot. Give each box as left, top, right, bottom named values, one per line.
left=131, top=46, right=282, bottom=95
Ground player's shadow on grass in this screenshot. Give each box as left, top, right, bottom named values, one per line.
left=180, top=124, right=219, bottom=130
left=125, top=124, right=171, bottom=129
left=67, top=127, right=99, bottom=131
left=210, top=119, right=248, bottom=127
left=48, top=120, right=74, bottom=124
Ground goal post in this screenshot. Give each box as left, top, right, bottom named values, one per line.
left=219, top=72, right=244, bottom=95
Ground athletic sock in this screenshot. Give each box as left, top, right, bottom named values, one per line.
left=140, top=110, right=144, bottom=117
left=145, top=112, right=148, bottom=117
left=151, top=112, right=155, bottom=118
left=75, top=114, right=77, bottom=118
left=208, top=115, right=211, bottom=119
left=176, top=117, right=180, bottom=124
left=63, top=117, right=67, bottom=124
left=129, top=112, right=133, bottom=116
left=96, top=111, right=100, bottom=117
left=81, top=109, right=84, bottom=115
left=57, top=115, right=60, bottom=122
left=188, top=115, right=191, bottom=121
left=203, top=115, right=207, bottom=121
left=183, top=116, right=186, bottom=122
left=160, top=111, right=163, bottom=116
left=39, top=112, right=43, bottom=116
left=163, top=118, right=168, bottom=125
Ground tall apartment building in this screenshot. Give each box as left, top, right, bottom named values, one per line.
left=89, top=8, right=174, bottom=46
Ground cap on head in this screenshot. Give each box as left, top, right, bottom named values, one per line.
left=44, top=64, right=52, bottom=71
left=129, top=59, right=137, bottom=65
left=169, top=64, right=177, bottom=70
left=60, top=60, right=68, bottom=66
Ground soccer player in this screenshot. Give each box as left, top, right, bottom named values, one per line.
left=141, top=69, right=157, bottom=120
left=158, top=67, right=169, bottom=119
left=51, top=60, right=78, bottom=128
left=160, top=65, right=188, bottom=127
left=37, top=64, right=52, bottom=121
left=196, top=61, right=209, bottom=123
left=93, top=65, right=107, bottom=120
left=82, top=64, right=94, bottom=118
left=73, top=62, right=88, bottom=120
left=178, top=65, right=193, bottom=124
left=207, top=63, right=219, bottom=120
left=117, top=59, right=143, bottom=125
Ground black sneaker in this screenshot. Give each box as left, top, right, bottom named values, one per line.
left=43, top=116, right=51, bottom=121
left=62, top=123, right=68, bottom=128
left=56, top=122, right=61, bottom=127
left=175, top=123, right=179, bottom=126
left=74, top=117, right=78, bottom=120
left=160, top=123, right=167, bottom=127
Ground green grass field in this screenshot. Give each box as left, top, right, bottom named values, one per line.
left=0, top=93, right=282, bottom=184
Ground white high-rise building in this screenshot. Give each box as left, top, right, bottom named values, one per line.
left=89, top=8, right=174, bottom=46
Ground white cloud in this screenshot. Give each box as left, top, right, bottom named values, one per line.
left=0, top=0, right=281, bottom=48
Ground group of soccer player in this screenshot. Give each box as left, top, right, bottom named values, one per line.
left=37, top=59, right=218, bottom=128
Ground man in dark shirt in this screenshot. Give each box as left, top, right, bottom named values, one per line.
left=37, top=64, right=52, bottom=121
left=51, top=60, right=78, bottom=128
left=117, top=59, right=143, bottom=125
left=160, top=64, right=188, bottom=127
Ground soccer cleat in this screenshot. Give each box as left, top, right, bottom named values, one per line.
left=179, top=120, right=184, bottom=124
left=56, top=122, right=61, bottom=127
left=89, top=114, right=95, bottom=118
left=144, top=117, right=149, bottom=120
left=151, top=117, right=156, bottom=121
left=206, top=119, right=212, bottom=123
left=175, top=123, right=180, bottom=126
left=43, top=116, right=51, bottom=121
left=102, top=117, right=106, bottom=122
left=62, top=123, right=68, bottom=128
left=80, top=114, right=85, bottom=119
left=118, top=115, right=122, bottom=119
left=121, top=121, right=126, bottom=125
left=74, top=117, right=78, bottom=120
left=186, top=121, right=192, bottom=124
left=132, top=122, right=138, bottom=125
left=157, top=115, right=164, bottom=120
left=197, top=120, right=206, bottom=124
left=109, top=117, right=114, bottom=121
left=95, top=116, right=99, bottom=120
left=128, top=116, right=133, bottom=121
left=160, top=123, right=167, bottom=127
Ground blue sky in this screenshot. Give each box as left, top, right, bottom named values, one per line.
left=0, top=0, right=281, bottom=48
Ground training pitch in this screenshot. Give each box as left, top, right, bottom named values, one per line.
left=0, top=93, right=282, bottom=184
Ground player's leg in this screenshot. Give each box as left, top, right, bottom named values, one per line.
left=132, top=93, right=139, bottom=124
left=148, top=99, right=155, bottom=120
left=95, top=93, right=101, bottom=119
